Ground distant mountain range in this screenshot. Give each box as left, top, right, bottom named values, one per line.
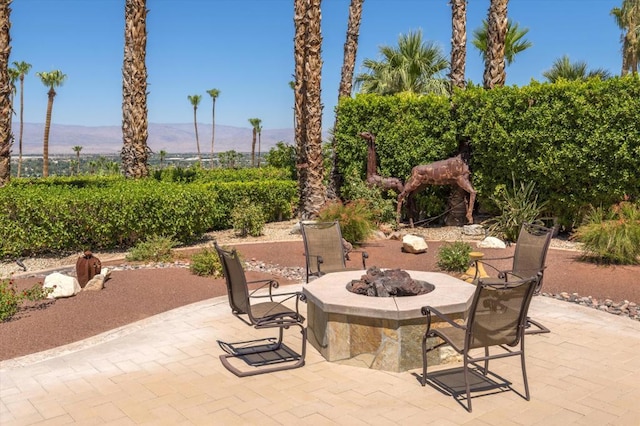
left=10, top=122, right=309, bottom=155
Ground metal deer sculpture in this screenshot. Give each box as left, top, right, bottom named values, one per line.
left=359, top=132, right=404, bottom=193
left=396, top=154, right=476, bottom=225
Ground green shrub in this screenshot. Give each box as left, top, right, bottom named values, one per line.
left=126, top=235, right=178, bottom=262
left=436, top=241, right=472, bottom=272
left=0, top=278, right=53, bottom=322
left=264, top=143, right=297, bottom=180
left=317, top=200, right=374, bottom=244
left=340, top=171, right=397, bottom=224
left=483, top=174, right=548, bottom=242
left=189, top=246, right=223, bottom=277
left=231, top=199, right=266, bottom=237
left=574, top=201, right=640, bottom=264
left=206, top=180, right=297, bottom=226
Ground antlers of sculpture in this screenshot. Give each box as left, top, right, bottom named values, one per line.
left=359, top=132, right=404, bottom=194
left=358, top=131, right=476, bottom=225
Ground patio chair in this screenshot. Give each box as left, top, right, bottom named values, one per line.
left=421, top=273, right=540, bottom=412
left=300, top=221, right=368, bottom=283
left=214, top=242, right=307, bottom=377
left=473, top=222, right=553, bottom=334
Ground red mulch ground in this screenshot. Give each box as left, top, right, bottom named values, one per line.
left=2, top=240, right=638, bottom=361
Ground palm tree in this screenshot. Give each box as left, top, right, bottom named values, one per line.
left=331, top=0, right=364, bottom=196
left=8, top=66, right=18, bottom=101
left=159, top=149, right=167, bottom=168
left=256, top=121, right=263, bottom=167
left=483, top=0, right=509, bottom=89
left=611, top=0, right=640, bottom=76
left=450, top=0, right=468, bottom=90
left=294, top=0, right=326, bottom=219
left=12, top=61, right=31, bottom=178
left=338, top=0, right=364, bottom=98
left=473, top=18, right=531, bottom=69
left=36, top=70, right=67, bottom=177
left=72, top=145, right=82, bottom=174
left=543, top=55, right=612, bottom=82
left=188, top=94, right=202, bottom=162
left=248, top=118, right=261, bottom=167
left=0, top=0, right=12, bottom=187
left=206, top=88, right=220, bottom=169
left=354, top=30, right=449, bottom=95
left=121, top=0, right=149, bottom=179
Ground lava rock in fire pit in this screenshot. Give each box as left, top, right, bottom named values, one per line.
left=346, top=266, right=434, bottom=297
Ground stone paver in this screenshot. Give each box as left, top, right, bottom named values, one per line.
left=1, top=288, right=639, bottom=425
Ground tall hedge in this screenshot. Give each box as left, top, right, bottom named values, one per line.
left=335, top=77, right=640, bottom=227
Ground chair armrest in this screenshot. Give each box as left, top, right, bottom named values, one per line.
left=473, top=256, right=514, bottom=281
left=421, top=305, right=466, bottom=333
left=306, top=253, right=324, bottom=270
left=352, top=250, right=368, bottom=269
left=247, top=278, right=280, bottom=300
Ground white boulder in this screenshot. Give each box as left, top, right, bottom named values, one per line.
left=477, top=236, right=507, bottom=249
left=402, top=234, right=428, bottom=254
left=43, top=272, right=81, bottom=299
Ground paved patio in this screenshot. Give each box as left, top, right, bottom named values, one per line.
left=1, top=287, right=639, bottom=425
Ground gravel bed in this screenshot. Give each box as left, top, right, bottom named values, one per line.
left=2, top=221, right=637, bottom=322
left=0, top=221, right=581, bottom=279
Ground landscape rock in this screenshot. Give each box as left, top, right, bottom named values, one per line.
left=291, top=220, right=317, bottom=235
left=84, top=274, right=106, bottom=291
left=369, top=230, right=387, bottom=241
left=402, top=234, right=428, bottom=254
left=388, top=231, right=404, bottom=241
left=462, top=224, right=485, bottom=236
left=477, top=236, right=507, bottom=249
left=43, top=272, right=81, bottom=299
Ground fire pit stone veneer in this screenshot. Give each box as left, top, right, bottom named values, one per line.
left=302, top=270, right=475, bottom=372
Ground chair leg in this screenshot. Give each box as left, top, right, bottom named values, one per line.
left=483, top=347, right=489, bottom=375
left=219, top=323, right=307, bottom=377
left=525, top=317, right=550, bottom=335
left=463, top=353, right=472, bottom=413
left=520, top=346, right=530, bottom=401
left=421, top=333, right=429, bottom=386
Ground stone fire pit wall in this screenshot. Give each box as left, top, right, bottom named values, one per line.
left=302, top=270, right=476, bottom=372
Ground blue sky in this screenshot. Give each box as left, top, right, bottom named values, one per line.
left=10, top=0, right=624, bottom=130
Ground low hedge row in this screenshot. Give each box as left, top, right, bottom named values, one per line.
left=0, top=177, right=297, bottom=258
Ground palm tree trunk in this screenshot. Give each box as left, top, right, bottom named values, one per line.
left=193, top=107, right=201, bottom=162
left=0, top=0, right=11, bottom=186
left=330, top=0, right=363, bottom=198
left=251, top=128, right=256, bottom=167
left=17, top=75, right=24, bottom=177
left=449, top=0, right=467, bottom=89
left=121, top=0, right=149, bottom=179
left=210, top=99, right=215, bottom=169
left=301, top=0, right=326, bottom=218
left=257, top=131, right=261, bottom=167
left=483, top=0, right=508, bottom=89
left=42, top=88, right=55, bottom=178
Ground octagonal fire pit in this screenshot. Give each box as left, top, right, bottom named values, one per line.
left=346, top=266, right=435, bottom=297
left=302, top=269, right=475, bottom=372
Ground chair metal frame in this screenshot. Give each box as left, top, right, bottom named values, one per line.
left=474, top=222, right=554, bottom=334
left=300, top=220, right=368, bottom=283
left=421, top=273, right=540, bottom=412
left=214, top=242, right=307, bottom=377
